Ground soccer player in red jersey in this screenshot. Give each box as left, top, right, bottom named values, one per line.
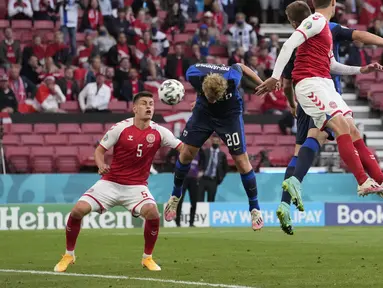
left=256, top=0, right=383, bottom=205
left=54, top=91, right=182, bottom=272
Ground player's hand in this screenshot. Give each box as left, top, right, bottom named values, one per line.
left=98, top=164, right=110, bottom=175
left=290, top=105, right=297, bottom=118
left=190, top=101, right=196, bottom=110
left=275, top=80, right=282, bottom=91
left=360, top=62, right=383, bottom=74
left=255, top=77, right=278, bottom=96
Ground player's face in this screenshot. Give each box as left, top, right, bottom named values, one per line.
left=134, top=97, right=154, bottom=120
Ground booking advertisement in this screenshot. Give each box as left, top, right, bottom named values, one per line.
left=325, top=203, right=383, bottom=226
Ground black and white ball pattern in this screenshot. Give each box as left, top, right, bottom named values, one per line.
left=158, top=79, right=185, bottom=105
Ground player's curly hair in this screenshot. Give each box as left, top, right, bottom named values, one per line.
left=202, top=73, right=228, bottom=102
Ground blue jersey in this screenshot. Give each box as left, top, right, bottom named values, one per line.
left=185, top=63, right=243, bottom=116
left=283, top=22, right=354, bottom=94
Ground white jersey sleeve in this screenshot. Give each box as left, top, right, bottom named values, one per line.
left=157, top=125, right=182, bottom=148
left=99, top=120, right=130, bottom=150
left=296, top=13, right=327, bottom=40
left=330, top=57, right=361, bottom=75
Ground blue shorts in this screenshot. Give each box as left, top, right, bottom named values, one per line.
left=180, top=106, right=246, bottom=155
left=296, top=104, right=335, bottom=145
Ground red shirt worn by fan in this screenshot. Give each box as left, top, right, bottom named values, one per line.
left=99, top=118, right=181, bottom=186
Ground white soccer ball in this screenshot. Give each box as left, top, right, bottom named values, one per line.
left=158, top=79, right=185, bottom=105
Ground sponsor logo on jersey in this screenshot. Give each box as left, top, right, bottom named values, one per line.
left=304, top=21, right=312, bottom=30
left=195, top=63, right=230, bottom=71
left=146, top=134, right=155, bottom=143
left=329, top=101, right=337, bottom=109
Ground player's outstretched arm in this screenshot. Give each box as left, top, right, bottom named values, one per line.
left=94, top=145, right=110, bottom=175
left=238, top=63, right=263, bottom=86
left=330, top=57, right=383, bottom=75
left=352, top=30, right=383, bottom=46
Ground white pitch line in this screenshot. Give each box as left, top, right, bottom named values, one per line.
left=0, top=269, right=257, bottom=288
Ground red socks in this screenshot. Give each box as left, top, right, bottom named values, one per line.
left=144, top=218, right=160, bottom=255
left=66, top=215, right=82, bottom=251
left=354, top=139, right=383, bottom=184
left=337, top=134, right=368, bottom=185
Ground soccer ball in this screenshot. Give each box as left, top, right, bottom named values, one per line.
left=158, top=79, right=185, bottom=105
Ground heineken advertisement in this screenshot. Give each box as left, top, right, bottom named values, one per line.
left=0, top=204, right=164, bottom=231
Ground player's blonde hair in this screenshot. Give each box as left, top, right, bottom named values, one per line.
left=202, top=73, right=228, bottom=102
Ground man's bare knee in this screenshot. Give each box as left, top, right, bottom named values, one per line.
left=233, top=153, right=252, bottom=174
left=71, top=201, right=91, bottom=219
left=141, top=203, right=160, bottom=220
left=326, top=115, right=350, bottom=137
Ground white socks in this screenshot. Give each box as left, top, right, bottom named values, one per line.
left=143, top=253, right=151, bottom=259
left=66, top=250, right=75, bottom=256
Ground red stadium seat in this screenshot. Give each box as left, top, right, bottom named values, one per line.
left=30, top=146, right=55, bottom=173
left=34, top=124, right=56, bottom=134
left=209, top=46, right=228, bottom=57
left=81, top=123, right=104, bottom=134
left=174, top=34, right=190, bottom=44
left=69, top=134, right=93, bottom=146
left=3, top=135, right=19, bottom=146
left=246, top=97, right=264, bottom=113
left=245, top=135, right=254, bottom=146
left=21, top=135, right=44, bottom=146
left=5, top=146, right=30, bottom=173
left=0, top=20, right=9, bottom=29
left=356, top=73, right=376, bottom=98
left=3, top=124, right=11, bottom=134
left=263, top=124, right=281, bottom=135
left=269, top=147, right=292, bottom=167
left=244, top=124, right=262, bottom=135
left=104, top=123, right=116, bottom=132
left=79, top=146, right=95, bottom=166
left=253, top=135, right=277, bottom=146
left=155, top=101, right=173, bottom=113
left=92, top=134, right=104, bottom=144
left=108, top=101, right=128, bottom=113
left=173, top=101, right=190, bottom=111
left=10, top=124, right=33, bottom=134
left=58, top=123, right=81, bottom=134
left=45, top=135, right=69, bottom=146
left=11, top=20, right=32, bottom=30
left=60, top=101, right=80, bottom=112
left=33, top=20, right=54, bottom=30
left=277, top=135, right=295, bottom=146
left=185, top=23, right=199, bottom=33
left=55, top=146, right=79, bottom=173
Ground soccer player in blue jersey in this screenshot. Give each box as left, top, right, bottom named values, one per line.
left=274, top=1, right=383, bottom=235
left=164, top=63, right=265, bottom=230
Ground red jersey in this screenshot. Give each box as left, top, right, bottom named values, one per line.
left=99, top=118, right=181, bottom=186
left=292, top=13, right=333, bottom=84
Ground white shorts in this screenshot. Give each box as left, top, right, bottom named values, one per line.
left=79, top=180, right=156, bottom=217
left=260, top=0, right=280, bottom=10
left=295, top=77, right=353, bottom=130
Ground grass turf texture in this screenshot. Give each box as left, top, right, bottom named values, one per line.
left=0, top=227, right=381, bottom=288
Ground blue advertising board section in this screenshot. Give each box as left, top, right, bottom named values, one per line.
left=1, top=173, right=382, bottom=205
left=325, top=203, right=383, bottom=226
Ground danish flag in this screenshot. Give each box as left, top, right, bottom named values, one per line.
left=308, top=93, right=325, bottom=111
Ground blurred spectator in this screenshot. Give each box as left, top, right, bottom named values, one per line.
left=201, top=11, right=219, bottom=39
left=261, top=89, right=288, bottom=114
left=0, top=28, right=22, bottom=69
left=112, top=7, right=135, bottom=41
left=257, top=47, right=274, bottom=77
left=132, top=0, right=157, bottom=18
left=228, top=13, right=257, bottom=54
left=358, top=0, right=382, bottom=26
left=80, top=0, right=104, bottom=33
left=241, top=55, right=264, bottom=93
left=77, top=33, right=100, bottom=68
left=260, top=0, right=279, bottom=23
left=192, top=24, right=216, bottom=57
left=32, top=0, right=56, bottom=21
left=268, top=33, right=280, bottom=60
left=114, top=57, right=131, bottom=100
left=104, top=66, right=116, bottom=100
left=132, top=9, right=149, bottom=37
left=85, top=55, right=102, bottom=84
left=93, top=26, right=116, bottom=55
left=151, top=21, right=170, bottom=57
left=56, top=0, right=82, bottom=56
left=140, top=43, right=163, bottom=80
left=0, top=75, right=18, bottom=113
left=21, top=55, right=42, bottom=84
left=123, top=68, right=144, bottom=101
left=165, top=44, right=190, bottom=81
left=163, top=2, right=186, bottom=34
left=367, top=19, right=383, bottom=37
left=79, top=73, right=111, bottom=112
left=107, top=32, right=132, bottom=67
left=221, top=0, right=236, bottom=23
left=180, top=0, right=197, bottom=22
left=189, top=43, right=207, bottom=64
left=135, top=30, right=152, bottom=61
left=211, top=1, right=226, bottom=31
left=46, top=31, right=72, bottom=68
left=39, top=57, right=61, bottom=81
left=9, top=64, right=36, bottom=102
left=57, top=67, right=80, bottom=101
left=8, top=0, right=33, bottom=20
left=346, top=41, right=371, bottom=66
left=34, top=75, right=66, bottom=113
left=22, top=35, right=45, bottom=67
left=98, top=0, right=114, bottom=35
left=228, top=47, right=245, bottom=66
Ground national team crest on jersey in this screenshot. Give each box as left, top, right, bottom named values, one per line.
left=103, top=134, right=108, bottom=141
left=329, top=101, right=338, bottom=109
left=146, top=134, right=155, bottom=143
left=304, top=21, right=312, bottom=30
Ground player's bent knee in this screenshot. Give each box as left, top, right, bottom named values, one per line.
left=327, top=115, right=350, bottom=136
left=71, top=201, right=91, bottom=219
left=140, top=203, right=160, bottom=220
left=232, top=153, right=252, bottom=174
left=316, top=131, right=328, bottom=146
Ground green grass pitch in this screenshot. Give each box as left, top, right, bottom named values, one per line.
left=0, top=227, right=381, bottom=288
